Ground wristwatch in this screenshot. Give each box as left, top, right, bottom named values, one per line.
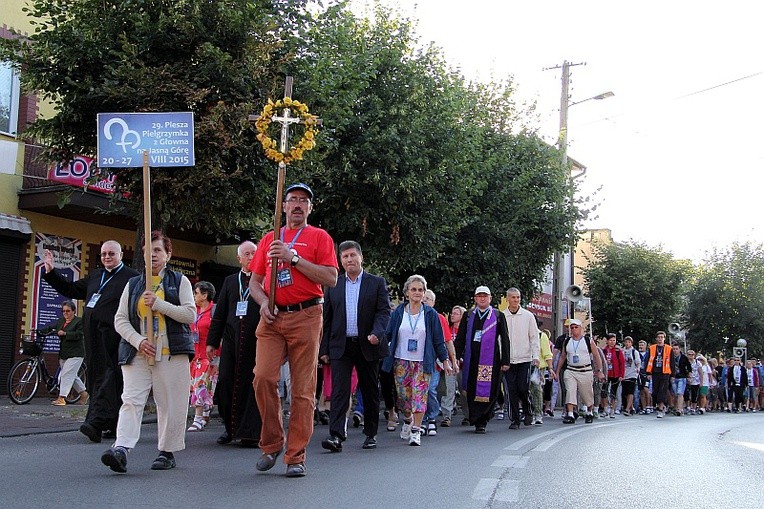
left=290, top=254, right=300, bottom=267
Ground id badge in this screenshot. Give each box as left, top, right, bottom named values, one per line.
left=473, top=330, right=482, bottom=343
left=277, top=268, right=293, bottom=288
left=236, top=300, right=248, bottom=317
left=407, top=338, right=418, bottom=352
left=572, top=354, right=580, bottom=364
left=86, top=293, right=102, bottom=308
left=190, top=331, right=199, bottom=344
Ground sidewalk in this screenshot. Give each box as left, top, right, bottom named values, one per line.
left=0, top=395, right=157, bottom=438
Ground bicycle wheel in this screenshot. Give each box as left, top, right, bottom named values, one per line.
left=7, top=359, right=40, bottom=405
left=63, top=362, right=88, bottom=404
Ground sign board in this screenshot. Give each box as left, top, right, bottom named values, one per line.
left=97, top=112, right=195, bottom=168
left=31, top=233, right=83, bottom=353
left=48, top=155, right=116, bottom=194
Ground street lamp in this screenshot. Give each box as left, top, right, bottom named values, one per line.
left=551, top=60, right=614, bottom=340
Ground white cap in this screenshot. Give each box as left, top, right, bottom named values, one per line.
left=568, top=319, right=582, bottom=326
left=474, top=285, right=491, bottom=295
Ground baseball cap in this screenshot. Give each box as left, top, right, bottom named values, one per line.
left=474, top=285, right=491, bottom=295
left=285, top=182, right=314, bottom=200
left=568, top=319, right=582, bottom=326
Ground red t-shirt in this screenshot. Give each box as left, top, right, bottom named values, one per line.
left=192, top=303, right=216, bottom=359
left=249, top=225, right=337, bottom=307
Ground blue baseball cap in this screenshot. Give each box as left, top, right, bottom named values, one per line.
left=285, top=182, right=314, bottom=200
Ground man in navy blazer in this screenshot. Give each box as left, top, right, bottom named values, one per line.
left=319, top=240, right=391, bottom=451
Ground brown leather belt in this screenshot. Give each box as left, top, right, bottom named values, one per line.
left=277, top=297, right=324, bottom=313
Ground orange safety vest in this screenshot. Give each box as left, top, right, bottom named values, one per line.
left=646, top=343, right=672, bottom=374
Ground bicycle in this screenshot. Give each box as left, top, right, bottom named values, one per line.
left=7, top=329, right=88, bottom=405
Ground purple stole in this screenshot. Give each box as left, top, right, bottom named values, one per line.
left=462, top=307, right=498, bottom=402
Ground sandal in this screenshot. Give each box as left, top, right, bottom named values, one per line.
left=187, top=418, right=205, bottom=432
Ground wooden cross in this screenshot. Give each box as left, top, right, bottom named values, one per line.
left=248, top=76, right=321, bottom=313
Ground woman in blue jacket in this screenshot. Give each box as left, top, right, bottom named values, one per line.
left=382, top=275, right=452, bottom=446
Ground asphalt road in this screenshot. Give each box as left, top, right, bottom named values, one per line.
left=1, top=411, right=762, bottom=508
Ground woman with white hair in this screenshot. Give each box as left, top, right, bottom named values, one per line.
left=381, top=275, right=452, bottom=446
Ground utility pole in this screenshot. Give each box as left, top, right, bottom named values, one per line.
left=544, top=60, right=585, bottom=340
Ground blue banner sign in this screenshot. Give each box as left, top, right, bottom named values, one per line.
left=97, top=112, right=195, bottom=168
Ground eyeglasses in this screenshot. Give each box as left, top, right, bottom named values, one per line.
left=285, top=197, right=310, bottom=204
left=569, top=325, right=581, bottom=329
left=100, top=251, right=118, bottom=257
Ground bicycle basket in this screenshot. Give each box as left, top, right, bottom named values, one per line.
left=21, top=339, right=42, bottom=356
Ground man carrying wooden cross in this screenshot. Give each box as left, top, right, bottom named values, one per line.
left=248, top=182, right=338, bottom=477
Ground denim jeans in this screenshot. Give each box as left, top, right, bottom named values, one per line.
left=424, top=369, right=441, bottom=422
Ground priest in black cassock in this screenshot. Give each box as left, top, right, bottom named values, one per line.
left=206, top=241, right=262, bottom=446
left=454, top=285, right=510, bottom=434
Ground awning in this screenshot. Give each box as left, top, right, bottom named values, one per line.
left=0, top=213, right=33, bottom=234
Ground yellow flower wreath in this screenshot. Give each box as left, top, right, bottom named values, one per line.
left=255, top=97, right=319, bottom=165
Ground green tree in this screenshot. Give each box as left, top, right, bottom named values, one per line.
left=686, top=242, right=764, bottom=357
left=5, top=0, right=586, bottom=309
left=582, top=240, right=692, bottom=341
left=2, top=0, right=307, bottom=234
left=287, top=4, right=581, bottom=308
left=289, top=5, right=480, bottom=282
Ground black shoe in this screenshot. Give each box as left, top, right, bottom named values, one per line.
left=285, top=462, right=307, bottom=477
left=508, top=422, right=520, bottom=430
left=102, top=430, right=116, bottom=440
left=562, top=415, right=575, bottom=424
left=239, top=439, right=259, bottom=448
left=318, top=411, right=330, bottom=425
left=321, top=435, right=343, bottom=452
left=217, top=432, right=232, bottom=445
left=362, top=436, right=377, bottom=449
left=256, top=448, right=282, bottom=471
left=101, top=447, right=127, bottom=473
left=80, top=423, right=102, bottom=443
left=584, top=414, right=594, bottom=424
left=523, top=415, right=533, bottom=426
left=151, top=452, right=176, bottom=470
left=475, top=425, right=486, bottom=434
left=352, top=412, right=362, bottom=428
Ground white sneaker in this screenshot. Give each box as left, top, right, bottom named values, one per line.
left=427, top=422, right=437, bottom=436
left=408, top=428, right=421, bottom=446
left=657, top=411, right=664, bottom=419
left=533, top=416, right=543, bottom=425
left=400, top=422, right=412, bottom=440
left=496, top=412, right=505, bottom=420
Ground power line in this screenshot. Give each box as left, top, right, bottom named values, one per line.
left=676, top=70, right=764, bottom=100
left=573, top=70, right=764, bottom=129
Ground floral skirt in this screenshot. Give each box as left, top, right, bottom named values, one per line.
left=189, top=357, right=218, bottom=410
left=394, top=359, right=430, bottom=414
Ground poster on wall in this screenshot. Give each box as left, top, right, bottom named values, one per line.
left=31, top=233, right=82, bottom=353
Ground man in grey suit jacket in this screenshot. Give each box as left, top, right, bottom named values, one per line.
left=319, top=241, right=391, bottom=451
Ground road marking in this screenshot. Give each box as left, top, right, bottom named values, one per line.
left=471, top=478, right=520, bottom=502
left=732, top=440, right=764, bottom=452
left=496, top=480, right=520, bottom=502
left=504, top=428, right=567, bottom=450
left=531, top=423, right=624, bottom=452
left=473, top=478, right=499, bottom=500
left=491, top=455, right=524, bottom=468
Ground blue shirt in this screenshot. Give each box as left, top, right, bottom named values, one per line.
left=345, top=270, right=363, bottom=337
